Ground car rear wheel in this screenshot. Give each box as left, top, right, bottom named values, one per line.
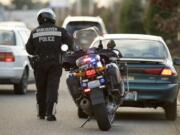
left=14, top=69, right=28, bottom=95
left=164, top=99, right=177, bottom=121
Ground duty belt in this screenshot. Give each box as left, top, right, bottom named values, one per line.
left=39, top=54, right=58, bottom=60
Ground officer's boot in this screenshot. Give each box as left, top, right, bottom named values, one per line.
left=37, top=103, right=46, bottom=120
left=46, top=102, right=57, bottom=121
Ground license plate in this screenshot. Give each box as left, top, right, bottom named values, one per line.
left=128, top=76, right=134, bottom=80
left=124, top=91, right=137, bottom=101
left=88, top=80, right=100, bottom=89
left=124, top=76, right=134, bottom=81
left=90, top=88, right=105, bottom=105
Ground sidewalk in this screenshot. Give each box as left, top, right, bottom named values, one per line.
left=178, top=91, right=180, bottom=104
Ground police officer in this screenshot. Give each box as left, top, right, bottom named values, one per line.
left=26, top=8, right=73, bottom=121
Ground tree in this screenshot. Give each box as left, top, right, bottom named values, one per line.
left=144, top=0, right=180, bottom=42
left=81, top=0, right=90, bottom=15
left=119, top=0, right=145, bottom=33
left=94, top=6, right=113, bottom=33
left=12, top=0, right=33, bottom=9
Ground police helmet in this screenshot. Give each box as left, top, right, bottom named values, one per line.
left=37, top=8, right=56, bottom=25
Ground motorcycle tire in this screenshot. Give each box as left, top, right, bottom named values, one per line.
left=92, top=103, right=111, bottom=131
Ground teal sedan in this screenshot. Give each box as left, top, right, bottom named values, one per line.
left=91, top=34, right=180, bottom=120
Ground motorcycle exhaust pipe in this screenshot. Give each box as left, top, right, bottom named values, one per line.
left=79, top=98, right=91, bottom=115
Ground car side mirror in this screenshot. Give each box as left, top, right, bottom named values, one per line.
left=173, top=57, right=180, bottom=65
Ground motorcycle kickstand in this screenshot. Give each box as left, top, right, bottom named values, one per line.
left=80, top=116, right=91, bottom=128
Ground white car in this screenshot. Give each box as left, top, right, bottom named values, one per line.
left=0, top=22, right=34, bottom=94
left=0, top=21, right=28, bottom=28
left=62, top=16, right=107, bottom=36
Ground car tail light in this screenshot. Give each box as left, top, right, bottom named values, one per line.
left=161, top=68, right=175, bottom=76
left=85, top=69, right=96, bottom=78
left=144, top=68, right=162, bottom=75
left=144, top=68, right=176, bottom=76
left=0, top=52, right=15, bottom=62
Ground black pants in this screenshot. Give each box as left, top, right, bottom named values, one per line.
left=66, top=74, right=81, bottom=104
left=34, top=61, right=62, bottom=116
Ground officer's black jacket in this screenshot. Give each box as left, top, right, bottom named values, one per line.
left=26, top=23, right=73, bottom=60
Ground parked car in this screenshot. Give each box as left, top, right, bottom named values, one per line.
left=0, top=6, right=6, bottom=21
left=62, top=16, right=107, bottom=36
left=90, top=34, right=180, bottom=120
left=0, top=21, right=27, bottom=28
left=0, top=22, right=34, bottom=94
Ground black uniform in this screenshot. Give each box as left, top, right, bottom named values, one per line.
left=26, top=23, right=73, bottom=118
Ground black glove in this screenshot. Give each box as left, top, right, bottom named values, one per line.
left=28, top=56, right=39, bottom=69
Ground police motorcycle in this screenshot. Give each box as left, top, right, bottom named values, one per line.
left=63, top=28, right=128, bottom=131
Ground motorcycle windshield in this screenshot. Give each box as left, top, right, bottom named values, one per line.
left=73, top=27, right=100, bottom=51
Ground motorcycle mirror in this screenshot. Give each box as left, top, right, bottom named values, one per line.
left=73, top=32, right=76, bottom=39
left=98, top=40, right=103, bottom=49
left=73, top=30, right=78, bottom=39
left=61, top=44, right=69, bottom=52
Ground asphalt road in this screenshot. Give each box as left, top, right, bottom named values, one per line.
left=0, top=72, right=180, bottom=135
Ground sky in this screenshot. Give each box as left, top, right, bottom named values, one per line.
left=0, top=0, right=113, bottom=7
left=0, top=0, right=11, bottom=5
left=0, top=0, right=49, bottom=5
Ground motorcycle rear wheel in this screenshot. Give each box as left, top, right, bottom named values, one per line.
left=92, top=103, right=111, bottom=131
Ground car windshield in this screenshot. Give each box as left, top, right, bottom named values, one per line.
left=66, top=22, right=102, bottom=36
left=0, top=30, right=16, bottom=46
left=93, top=39, right=167, bottom=59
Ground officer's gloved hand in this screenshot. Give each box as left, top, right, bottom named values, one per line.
left=66, top=51, right=72, bottom=55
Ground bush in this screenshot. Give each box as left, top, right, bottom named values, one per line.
left=144, top=0, right=180, bottom=41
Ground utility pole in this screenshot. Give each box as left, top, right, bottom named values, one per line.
left=89, top=0, right=94, bottom=15
left=76, top=0, right=94, bottom=16
left=178, top=8, right=180, bottom=41
left=76, top=0, right=82, bottom=15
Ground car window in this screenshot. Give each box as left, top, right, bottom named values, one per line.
left=93, top=39, right=168, bottom=59
left=66, top=22, right=102, bottom=36
left=0, top=30, right=16, bottom=46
